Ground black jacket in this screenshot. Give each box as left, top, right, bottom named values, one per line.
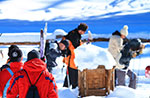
left=45, top=41, right=62, bottom=68
left=64, top=29, right=81, bottom=49
left=119, top=39, right=142, bottom=69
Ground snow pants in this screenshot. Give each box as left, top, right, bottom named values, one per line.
left=115, top=69, right=137, bottom=89
left=63, top=66, right=78, bottom=89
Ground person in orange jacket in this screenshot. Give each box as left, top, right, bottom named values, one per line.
left=6, top=50, right=58, bottom=98
left=0, top=48, right=23, bottom=98
left=63, top=23, right=88, bottom=89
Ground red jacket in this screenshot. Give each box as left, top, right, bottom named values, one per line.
left=0, top=62, right=23, bottom=97
left=7, top=58, right=58, bottom=98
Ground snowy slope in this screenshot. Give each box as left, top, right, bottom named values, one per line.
left=0, top=31, right=150, bottom=43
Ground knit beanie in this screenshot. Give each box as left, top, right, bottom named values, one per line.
left=120, top=25, right=128, bottom=37
left=9, top=48, right=22, bottom=62
left=8, top=45, right=19, bottom=57
left=60, top=40, right=69, bottom=49
left=27, top=50, right=40, bottom=61
left=77, top=23, right=88, bottom=31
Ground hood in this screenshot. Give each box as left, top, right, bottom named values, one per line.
left=23, top=58, right=46, bottom=72
left=10, top=61, right=24, bottom=72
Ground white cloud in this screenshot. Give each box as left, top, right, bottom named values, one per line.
left=0, top=0, right=150, bottom=21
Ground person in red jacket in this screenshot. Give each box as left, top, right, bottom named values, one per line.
left=0, top=45, right=19, bottom=71
left=7, top=49, right=58, bottom=98
left=0, top=48, right=23, bottom=98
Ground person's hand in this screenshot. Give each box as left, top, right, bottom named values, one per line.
left=132, top=52, right=137, bottom=58
left=115, top=64, right=125, bottom=69
left=141, top=44, right=145, bottom=49
left=41, top=56, right=46, bottom=62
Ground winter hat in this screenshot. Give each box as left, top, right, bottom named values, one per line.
left=27, top=49, right=40, bottom=61
left=77, top=23, right=88, bottom=31
left=60, top=40, right=69, bottom=49
left=120, top=25, right=128, bottom=37
left=129, top=39, right=141, bottom=51
left=8, top=45, right=19, bottom=57
left=9, top=48, right=22, bottom=62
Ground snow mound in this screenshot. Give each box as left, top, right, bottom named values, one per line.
left=51, top=29, right=67, bottom=39
left=75, top=44, right=116, bottom=71
left=107, top=86, right=149, bottom=98
left=58, top=87, right=78, bottom=98
left=107, top=86, right=136, bottom=98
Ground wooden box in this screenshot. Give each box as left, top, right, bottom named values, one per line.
left=78, top=65, right=115, bottom=97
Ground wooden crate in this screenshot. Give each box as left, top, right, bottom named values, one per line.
left=78, top=65, right=115, bottom=97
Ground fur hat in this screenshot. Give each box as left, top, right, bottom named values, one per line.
left=77, top=23, right=88, bottom=31
left=60, top=40, right=69, bottom=49
left=9, top=48, right=22, bottom=62
left=120, top=25, right=128, bottom=37
left=8, top=45, right=19, bottom=57
left=27, top=50, right=40, bottom=61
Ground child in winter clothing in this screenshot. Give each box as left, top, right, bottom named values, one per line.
left=108, top=25, right=129, bottom=87
left=115, top=39, right=145, bottom=89
left=45, top=39, right=69, bottom=72
left=108, top=25, right=128, bottom=68
left=0, top=48, right=23, bottom=97
left=0, top=45, right=19, bottom=71
left=63, top=23, right=88, bottom=89
left=6, top=50, right=58, bottom=98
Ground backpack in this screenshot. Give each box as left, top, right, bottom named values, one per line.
left=24, top=70, right=43, bottom=98
left=3, top=67, right=14, bottom=98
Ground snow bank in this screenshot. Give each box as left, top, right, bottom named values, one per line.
left=50, top=29, right=67, bottom=39
left=107, top=86, right=149, bottom=98
left=58, top=87, right=79, bottom=98
left=75, top=43, right=116, bottom=71
left=0, top=29, right=67, bottom=42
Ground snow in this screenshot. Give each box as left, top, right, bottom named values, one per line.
left=75, top=43, right=116, bottom=70
left=50, top=29, right=67, bottom=39
left=107, top=86, right=150, bottom=98
left=0, top=33, right=150, bottom=98
left=1, top=31, right=150, bottom=43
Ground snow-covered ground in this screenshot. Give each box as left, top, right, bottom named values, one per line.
left=0, top=32, right=150, bottom=98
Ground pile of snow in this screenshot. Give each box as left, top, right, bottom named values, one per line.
left=58, top=87, right=79, bottom=98
left=107, top=86, right=149, bottom=98
left=75, top=43, right=116, bottom=71
left=50, top=29, right=67, bottom=39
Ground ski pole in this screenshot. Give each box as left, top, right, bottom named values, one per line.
left=61, top=54, right=66, bottom=73
left=67, top=55, right=71, bottom=88
left=67, top=67, right=70, bottom=88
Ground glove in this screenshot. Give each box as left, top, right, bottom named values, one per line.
left=41, top=56, right=46, bottom=62
left=123, top=66, right=128, bottom=70
left=115, top=64, right=125, bottom=69
left=132, top=52, right=137, bottom=58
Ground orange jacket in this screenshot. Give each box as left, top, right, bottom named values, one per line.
left=63, top=41, right=77, bottom=69
left=6, top=58, right=58, bottom=98
left=0, top=62, right=23, bottom=97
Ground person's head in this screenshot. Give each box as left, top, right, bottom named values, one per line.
left=120, top=25, right=128, bottom=39
left=59, top=40, right=69, bottom=50
left=27, top=49, right=40, bottom=61
left=77, top=23, right=88, bottom=35
left=129, top=39, right=142, bottom=51
left=9, top=48, right=22, bottom=62
left=8, top=45, right=19, bottom=57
